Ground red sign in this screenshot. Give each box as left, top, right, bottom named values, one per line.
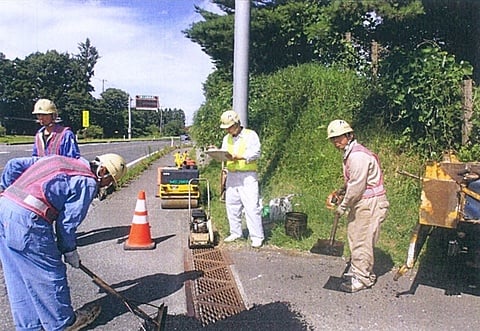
left=135, top=95, right=159, bottom=110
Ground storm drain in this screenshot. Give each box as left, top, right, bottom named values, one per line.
left=185, top=247, right=246, bottom=325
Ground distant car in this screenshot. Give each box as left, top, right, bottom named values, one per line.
left=180, top=134, right=190, bottom=142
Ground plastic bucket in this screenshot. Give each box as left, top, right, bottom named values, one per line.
left=285, top=212, right=307, bottom=239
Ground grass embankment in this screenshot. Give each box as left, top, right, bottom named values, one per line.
left=201, top=141, right=422, bottom=267
left=194, top=63, right=425, bottom=268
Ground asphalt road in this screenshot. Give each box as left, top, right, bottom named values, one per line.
left=1, top=150, right=480, bottom=330
left=0, top=139, right=174, bottom=170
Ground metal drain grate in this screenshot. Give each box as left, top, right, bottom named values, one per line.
left=185, top=247, right=246, bottom=325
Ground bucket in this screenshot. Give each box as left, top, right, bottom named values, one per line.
left=285, top=212, right=307, bottom=239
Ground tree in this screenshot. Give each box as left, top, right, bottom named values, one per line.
left=185, top=1, right=320, bottom=75
left=96, top=88, right=128, bottom=138
left=420, top=0, right=480, bottom=82
left=3, top=50, right=77, bottom=134
left=0, top=37, right=102, bottom=135
left=0, top=53, right=14, bottom=129
left=74, top=38, right=100, bottom=94
left=61, top=40, right=99, bottom=134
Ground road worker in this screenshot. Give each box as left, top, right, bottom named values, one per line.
left=32, top=98, right=81, bottom=158
left=327, top=119, right=389, bottom=293
left=218, top=110, right=264, bottom=248
left=0, top=153, right=127, bottom=330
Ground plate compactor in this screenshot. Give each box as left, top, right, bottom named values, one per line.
left=156, top=154, right=200, bottom=209
left=188, top=178, right=215, bottom=249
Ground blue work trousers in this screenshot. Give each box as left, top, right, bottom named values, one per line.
left=0, top=198, right=74, bottom=331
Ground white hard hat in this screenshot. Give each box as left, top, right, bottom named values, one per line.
left=220, top=110, right=240, bottom=129
left=96, top=153, right=127, bottom=184
left=327, top=119, right=353, bottom=139
left=32, top=99, right=57, bottom=115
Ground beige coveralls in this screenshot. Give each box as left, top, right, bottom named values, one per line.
left=339, top=140, right=389, bottom=286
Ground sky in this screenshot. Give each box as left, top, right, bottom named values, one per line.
left=0, top=0, right=223, bottom=125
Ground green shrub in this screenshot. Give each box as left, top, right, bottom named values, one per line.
left=80, top=125, right=104, bottom=139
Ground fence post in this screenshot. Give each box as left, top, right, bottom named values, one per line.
left=371, top=40, right=379, bottom=77
left=462, top=79, right=473, bottom=145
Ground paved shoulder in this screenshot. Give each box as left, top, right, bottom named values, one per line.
left=223, top=245, right=480, bottom=331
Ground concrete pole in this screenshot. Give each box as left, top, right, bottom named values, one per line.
left=128, top=95, right=132, bottom=140
left=233, top=0, right=250, bottom=127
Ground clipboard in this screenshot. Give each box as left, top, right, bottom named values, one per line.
left=206, top=149, right=232, bottom=162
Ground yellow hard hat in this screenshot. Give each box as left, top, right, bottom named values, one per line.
left=327, top=119, right=353, bottom=139
left=220, top=110, right=240, bottom=129
left=32, top=99, right=57, bottom=115
left=96, top=153, right=127, bottom=184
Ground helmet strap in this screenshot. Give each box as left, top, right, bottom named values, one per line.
left=90, top=159, right=102, bottom=182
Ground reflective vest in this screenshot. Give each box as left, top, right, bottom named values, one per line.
left=343, top=143, right=386, bottom=198
left=2, top=156, right=96, bottom=223
left=35, top=125, right=70, bottom=156
left=225, top=129, right=258, bottom=172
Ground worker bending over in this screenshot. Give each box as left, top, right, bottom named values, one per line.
left=0, top=153, right=127, bottom=330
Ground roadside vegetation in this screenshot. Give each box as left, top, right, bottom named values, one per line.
left=0, top=40, right=188, bottom=139
left=186, top=1, right=480, bottom=267
left=197, top=64, right=426, bottom=266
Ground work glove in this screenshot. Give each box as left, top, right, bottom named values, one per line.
left=326, top=191, right=339, bottom=210
left=336, top=205, right=347, bottom=217
left=326, top=188, right=346, bottom=210
left=64, top=250, right=81, bottom=268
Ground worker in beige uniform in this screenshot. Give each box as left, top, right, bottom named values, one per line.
left=218, top=110, right=264, bottom=248
left=327, top=119, right=389, bottom=293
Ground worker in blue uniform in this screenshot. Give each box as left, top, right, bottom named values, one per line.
left=0, top=153, right=127, bottom=331
left=32, top=99, right=81, bottom=158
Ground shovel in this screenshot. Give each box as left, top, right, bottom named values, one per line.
left=79, top=263, right=167, bottom=331
left=310, top=213, right=344, bottom=256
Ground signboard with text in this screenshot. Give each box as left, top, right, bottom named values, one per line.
left=135, top=95, right=159, bottom=110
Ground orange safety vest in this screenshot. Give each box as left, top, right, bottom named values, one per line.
left=2, top=156, right=95, bottom=222
left=35, top=125, right=70, bottom=156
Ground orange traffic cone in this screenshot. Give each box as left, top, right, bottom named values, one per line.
left=124, top=190, right=156, bottom=250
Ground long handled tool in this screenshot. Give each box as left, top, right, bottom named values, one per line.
left=79, top=263, right=167, bottom=331
left=310, top=213, right=344, bottom=256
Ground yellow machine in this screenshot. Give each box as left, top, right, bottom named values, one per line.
left=156, top=152, right=200, bottom=209
left=395, top=152, right=480, bottom=280
left=188, top=178, right=215, bottom=249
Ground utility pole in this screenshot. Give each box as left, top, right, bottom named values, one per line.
left=102, top=79, right=107, bottom=93
left=128, top=94, right=132, bottom=140
left=233, top=0, right=250, bottom=127
left=156, top=108, right=163, bottom=137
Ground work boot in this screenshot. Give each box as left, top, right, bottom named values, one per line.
left=342, top=271, right=353, bottom=280
left=65, top=304, right=101, bottom=331
left=251, top=238, right=263, bottom=248
left=224, top=234, right=241, bottom=243
left=339, top=277, right=371, bottom=293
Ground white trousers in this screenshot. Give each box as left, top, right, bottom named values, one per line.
left=225, top=171, right=264, bottom=241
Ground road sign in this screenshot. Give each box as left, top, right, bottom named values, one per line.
left=82, top=110, right=90, bottom=127
left=135, top=95, right=159, bottom=110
